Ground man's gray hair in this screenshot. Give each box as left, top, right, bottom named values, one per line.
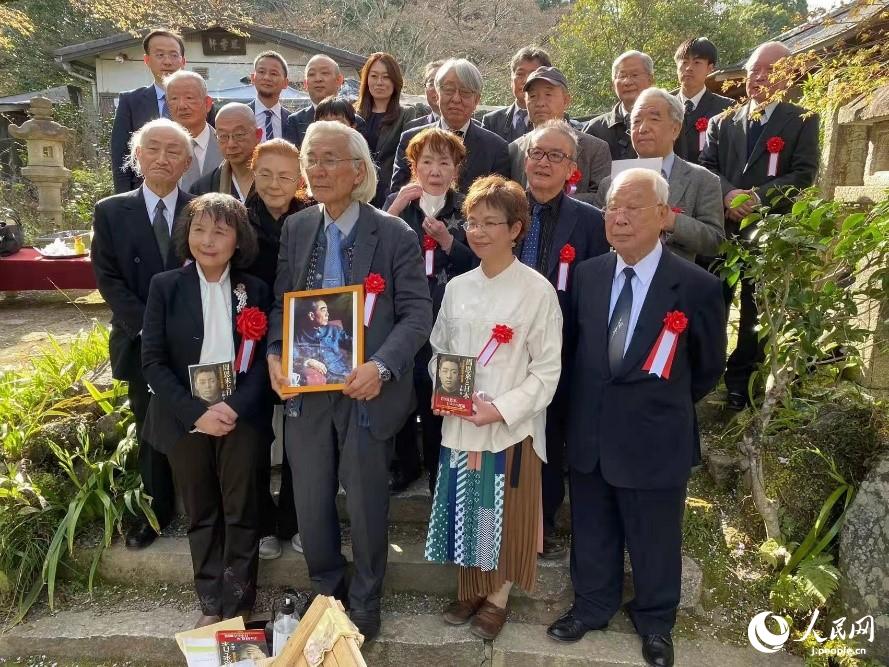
left=125, top=118, right=193, bottom=177
left=215, top=102, right=256, bottom=126
left=744, top=41, right=792, bottom=71
left=435, top=58, right=483, bottom=96
left=528, top=119, right=578, bottom=158
left=607, top=168, right=669, bottom=206
left=305, top=54, right=341, bottom=76
left=611, top=50, right=655, bottom=80
left=301, top=120, right=378, bottom=204
left=163, top=69, right=208, bottom=97
left=632, top=88, right=684, bottom=126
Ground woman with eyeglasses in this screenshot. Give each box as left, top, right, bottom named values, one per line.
left=425, top=175, right=562, bottom=641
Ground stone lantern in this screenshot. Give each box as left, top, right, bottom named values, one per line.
left=8, top=96, right=73, bottom=228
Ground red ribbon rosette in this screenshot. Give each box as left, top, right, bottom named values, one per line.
left=234, top=307, right=268, bottom=373
left=766, top=136, right=785, bottom=154
left=363, top=273, right=386, bottom=326
left=422, top=235, right=438, bottom=251
left=664, top=311, right=688, bottom=334
left=479, top=324, right=513, bottom=366
left=564, top=168, right=583, bottom=195
left=695, top=117, right=709, bottom=132
left=557, top=244, right=576, bottom=291
left=642, top=310, right=688, bottom=380
left=492, top=324, right=513, bottom=344
left=559, top=243, right=576, bottom=264
left=422, top=235, right=438, bottom=277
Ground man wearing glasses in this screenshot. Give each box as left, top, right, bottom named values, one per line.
left=390, top=58, right=510, bottom=193
left=404, top=60, right=445, bottom=132
left=508, top=67, right=611, bottom=202
left=189, top=103, right=262, bottom=201
left=582, top=50, right=655, bottom=161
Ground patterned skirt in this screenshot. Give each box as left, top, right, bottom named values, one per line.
left=425, top=438, right=541, bottom=599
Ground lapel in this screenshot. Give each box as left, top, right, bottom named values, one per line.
left=247, top=100, right=256, bottom=112
left=179, top=261, right=204, bottom=334
left=591, top=253, right=616, bottom=373
left=350, top=203, right=379, bottom=284
left=729, top=106, right=748, bottom=172
left=547, top=196, right=577, bottom=282
left=668, top=157, right=692, bottom=205
left=291, top=208, right=324, bottom=290
left=140, top=85, right=160, bottom=123
left=202, top=128, right=221, bottom=176
left=618, top=248, right=680, bottom=377
left=377, top=108, right=404, bottom=156
left=168, top=189, right=191, bottom=269
left=126, top=187, right=164, bottom=272
left=281, top=106, right=291, bottom=127
left=745, top=102, right=793, bottom=172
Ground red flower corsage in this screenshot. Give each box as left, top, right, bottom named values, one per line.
left=479, top=324, right=513, bottom=366
left=695, top=117, right=709, bottom=132
left=422, top=235, right=438, bottom=251
left=766, top=136, right=785, bottom=154
left=664, top=310, right=688, bottom=334
left=564, top=168, right=583, bottom=195
left=236, top=307, right=268, bottom=339
left=559, top=243, right=576, bottom=263
left=492, top=324, right=513, bottom=343
left=364, top=273, right=386, bottom=294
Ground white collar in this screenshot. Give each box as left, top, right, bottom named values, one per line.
left=255, top=97, right=281, bottom=117
left=614, top=241, right=662, bottom=288
left=192, top=124, right=211, bottom=150
left=441, top=118, right=471, bottom=135
left=679, top=87, right=707, bottom=109
left=142, top=184, right=178, bottom=216
left=196, top=261, right=231, bottom=286
left=419, top=191, right=447, bottom=218
left=737, top=100, right=779, bottom=123
left=154, top=83, right=165, bottom=100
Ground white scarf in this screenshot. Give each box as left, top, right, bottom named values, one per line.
left=196, top=263, right=235, bottom=365
left=419, top=191, right=447, bottom=219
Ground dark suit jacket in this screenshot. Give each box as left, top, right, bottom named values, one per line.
left=141, top=265, right=273, bottom=453
left=247, top=99, right=292, bottom=140
left=269, top=203, right=432, bottom=439
left=404, top=112, right=437, bottom=132
left=390, top=120, right=510, bottom=195
left=674, top=90, right=733, bottom=165
left=372, top=106, right=419, bottom=205
left=566, top=248, right=726, bottom=488
left=582, top=102, right=637, bottom=161
left=90, top=187, right=194, bottom=381
left=283, top=105, right=313, bottom=147
left=700, top=101, right=820, bottom=225
left=481, top=102, right=530, bottom=144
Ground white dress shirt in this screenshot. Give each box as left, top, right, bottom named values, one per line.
left=441, top=118, right=472, bottom=136
left=142, top=184, right=178, bottom=233
left=609, top=241, right=663, bottom=354
left=745, top=100, right=779, bottom=129
left=196, top=262, right=235, bottom=365
left=255, top=98, right=283, bottom=141
left=679, top=87, right=707, bottom=110
left=192, top=124, right=212, bottom=173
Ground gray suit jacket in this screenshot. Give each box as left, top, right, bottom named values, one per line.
left=508, top=130, right=612, bottom=204
left=268, top=203, right=432, bottom=440
left=481, top=102, right=530, bottom=144
left=180, top=126, right=222, bottom=192
left=593, top=156, right=724, bottom=261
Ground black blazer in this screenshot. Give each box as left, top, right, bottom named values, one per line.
left=481, top=102, right=531, bottom=144
left=404, top=112, right=436, bottom=132
left=582, top=102, right=636, bottom=161
left=141, top=265, right=273, bottom=453
left=91, top=187, right=194, bottom=381
left=566, top=248, right=726, bottom=488
left=283, top=105, right=313, bottom=147
left=370, top=106, right=419, bottom=206
left=674, top=90, right=733, bottom=165
left=247, top=99, right=292, bottom=139
left=390, top=120, right=510, bottom=195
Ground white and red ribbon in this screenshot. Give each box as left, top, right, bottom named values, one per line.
left=363, top=273, right=386, bottom=327
left=767, top=152, right=779, bottom=177
left=557, top=262, right=569, bottom=291
left=698, top=130, right=706, bottom=152
left=363, top=293, right=377, bottom=327
left=234, top=339, right=256, bottom=374
left=641, top=311, right=688, bottom=379
left=557, top=244, right=575, bottom=291
left=477, top=324, right=513, bottom=367
left=765, top=137, right=785, bottom=178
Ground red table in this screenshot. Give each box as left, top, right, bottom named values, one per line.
left=0, top=247, right=97, bottom=291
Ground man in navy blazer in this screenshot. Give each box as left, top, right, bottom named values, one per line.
left=91, top=119, right=196, bottom=549
left=284, top=54, right=346, bottom=147
left=481, top=46, right=551, bottom=143
left=515, top=120, right=609, bottom=559
left=549, top=169, right=725, bottom=667
left=390, top=58, right=510, bottom=194
left=248, top=50, right=292, bottom=142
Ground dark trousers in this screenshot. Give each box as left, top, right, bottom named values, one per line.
left=258, top=411, right=298, bottom=539
left=541, top=398, right=566, bottom=536
left=166, top=424, right=263, bottom=618
left=724, top=275, right=764, bottom=396
left=568, top=465, right=686, bottom=636
left=393, top=360, right=442, bottom=492
left=285, top=393, right=392, bottom=613
left=128, top=377, right=175, bottom=528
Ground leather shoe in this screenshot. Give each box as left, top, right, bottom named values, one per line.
left=725, top=391, right=748, bottom=412
left=641, top=634, right=674, bottom=667
left=349, top=609, right=381, bottom=642
left=125, top=523, right=158, bottom=549
left=540, top=534, right=568, bottom=560
left=469, top=600, right=507, bottom=640
left=442, top=596, right=485, bottom=625
left=546, top=609, right=605, bottom=642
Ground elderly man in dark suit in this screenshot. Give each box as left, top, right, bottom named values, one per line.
left=91, top=118, right=196, bottom=549
left=593, top=88, right=724, bottom=262
left=284, top=55, right=346, bottom=148
left=583, top=50, right=655, bottom=161
left=391, top=58, right=510, bottom=194
left=249, top=50, right=292, bottom=142
left=266, top=121, right=432, bottom=640
left=189, top=103, right=262, bottom=201
left=166, top=71, right=223, bottom=192
left=404, top=60, right=445, bottom=132
left=509, top=67, right=611, bottom=203
left=481, top=46, right=552, bottom=143
left=673, top=38, right=733, bottom=165
left=516, top=119, right=610, bottom=559
left=549, top=169, right=726, bottom=667
left=700, top=40, right=820, bottom=410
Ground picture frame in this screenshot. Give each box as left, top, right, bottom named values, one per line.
left=281, top=285, right=364, bottom=395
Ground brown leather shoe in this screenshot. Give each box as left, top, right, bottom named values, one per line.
left=194, top=613, right=222, bottom=629
left=442, top=596, right=485, bottom=625
left=470, top=600, right=507, bottom=640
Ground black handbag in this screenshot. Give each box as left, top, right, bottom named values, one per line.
left=0, top=209, right=23, bottom=256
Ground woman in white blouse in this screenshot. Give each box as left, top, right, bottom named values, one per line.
left=425, top=175, right=563, bottom=640
left=141, top=193, right=273, bottom=628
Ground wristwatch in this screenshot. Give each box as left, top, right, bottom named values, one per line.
left=372, top=359, right=392, bottom=382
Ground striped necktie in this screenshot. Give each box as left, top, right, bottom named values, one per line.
left=264, top=110, right=275, bottom=140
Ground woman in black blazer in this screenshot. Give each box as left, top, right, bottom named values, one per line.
left=141, top=193, right=273, bottom=628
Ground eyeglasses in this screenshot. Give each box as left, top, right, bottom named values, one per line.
left=217, top=132, right=251, bottom=144
left=439, top=85, right=477, bottom=100
left=526, top=148, right=575, bottom=164
left=254, top=171, right=298, bottom=186
left=604, top=203, right=663, bottom=220
left=300, top=157, right=360, bottom=170
left=615, top=71, right=649, bottom=82
left=462, top=221, right=509, bottom=233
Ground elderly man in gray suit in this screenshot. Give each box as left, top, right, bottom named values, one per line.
left=509, top=67, right=611, bottom=203
left=165, top=70, right=222, bottom=191
left=594, top=88, right=724, bottom=262
left=267, top=121, right=432, bottom=641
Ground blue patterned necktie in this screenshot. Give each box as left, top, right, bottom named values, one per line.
left=264, top=110, right=275, bottom=140
left=608, top=267, right=636, bottom=375
left=160, top=95, right=171, bottom=119
left=520, top=203, right=543, bottom=269
left=322, top=224, right=344, bottom=288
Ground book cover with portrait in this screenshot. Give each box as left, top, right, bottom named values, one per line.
left=433, top=354, right=476, bottom=416
left=188, top=361, right=235, bottom=405
left=216, top=629, right=268, bottom=664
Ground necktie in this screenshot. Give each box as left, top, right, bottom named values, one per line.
left=514, top=108, right=528, bottom=132
left=322, top=224, right=344, bottom=288
left=747, top=116, right=764, bottom=158
left=520, top=204, right=543, bottom=269
left=160, top=95, right=171, bottom=119
left=264, top=110, right=275, bottom=140
left=453, top=129, right=465, bottom=139
left=192, top=139, right=201, bottom=172
left=684, top=100, right=695, bottom=116
left=152, top=200, right=170, bottom=261
left=608, top=267, right=636, bottom=375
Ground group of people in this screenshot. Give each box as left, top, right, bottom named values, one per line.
left=92, top=28, right=820, bottom=667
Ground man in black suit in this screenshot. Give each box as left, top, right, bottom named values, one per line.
left=391, top=58, right=510, bottom=194
left=700, top=41, right=819, bottom=410
left=548, top=169, right=726, bottom=667
left=582, top=50, right=655, bottom=161
left=403, top=60, right=445, bottom=132
left=249, top=50, right=292, bottom=142
left=91, top=119, right=196, bottom=548
left=673, top=38, right=733, bottom=165
left=110, top=30, right=187, bottom=193
left=516, top=120, right=610, bottom=559
left=189, top=103, right=262, bottom=201
left=283, top=54, right=345, bottom=147
left=481, top=46, right=552, bottom=143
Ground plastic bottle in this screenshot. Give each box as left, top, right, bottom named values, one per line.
left=272, top=595, right=299, bottom=656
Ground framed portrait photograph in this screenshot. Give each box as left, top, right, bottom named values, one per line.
left=281, top=285, right=365, bottom=395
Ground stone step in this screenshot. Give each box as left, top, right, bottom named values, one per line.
left=0, top=605, right=804, bottom=667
